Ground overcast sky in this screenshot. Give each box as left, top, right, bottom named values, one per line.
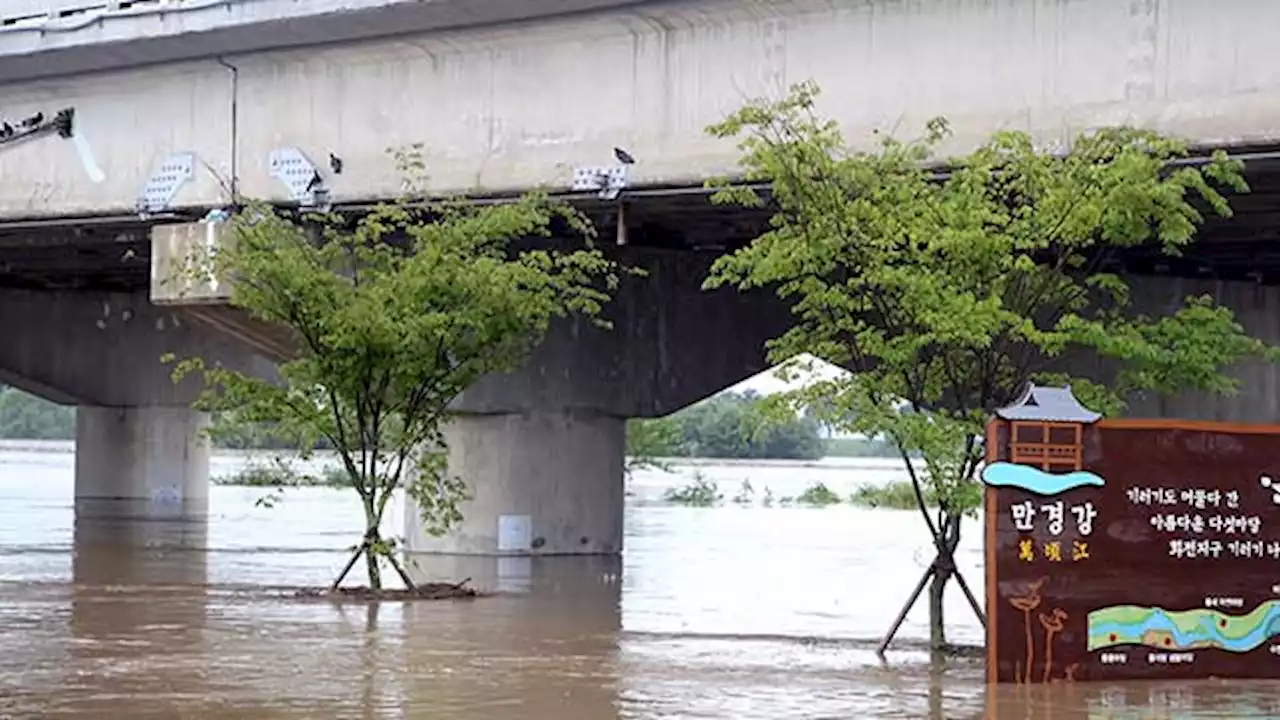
left=722, top=354, right=847, bottom=396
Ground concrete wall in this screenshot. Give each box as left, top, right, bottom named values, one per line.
left=453, top=247, right=793, bottom=418
left=461, top=269, right=1280, bottom=423
left=5, top=0, right=1280, bottom=219
left=0, top=288, right=275, bottom=405
left=407, top=409, right=627, bottom=555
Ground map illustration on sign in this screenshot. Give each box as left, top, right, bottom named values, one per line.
left=1088, top=602, right=1280, bottom=654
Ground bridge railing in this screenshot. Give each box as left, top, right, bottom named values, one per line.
left=0, top=0, right=244, bottom=32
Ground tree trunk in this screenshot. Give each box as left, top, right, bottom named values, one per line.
left=928, top=512, right=964, bottom=652
left=363, top=497, right=383, bottom=591
left=929, top=560, right=951, bottom=651
left=365, top=544, right=383, bottom=590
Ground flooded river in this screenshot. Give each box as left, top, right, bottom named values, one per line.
left=1, top=445, right=1278, bottom=718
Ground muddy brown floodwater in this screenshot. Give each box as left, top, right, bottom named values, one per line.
left=2, top=446, right=1279, bottom=718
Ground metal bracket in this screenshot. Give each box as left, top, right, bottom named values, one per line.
left=137, top=152, right=195, bottom=213
left=572, top=165, right=630, bottom=200
left=268, top=146, right=326, bottom=207
left=0, top=106, right=76, bottom=147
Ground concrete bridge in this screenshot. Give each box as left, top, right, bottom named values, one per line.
left=5, top=0, right=1280, bottom=218
left=4, top=0, right=1280, bottom=560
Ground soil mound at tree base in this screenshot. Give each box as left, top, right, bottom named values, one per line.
left=293, top=582, right=479, bottom=602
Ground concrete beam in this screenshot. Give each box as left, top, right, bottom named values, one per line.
left=0, top=288, right=276, bottom=405
left=452, top=247, right=793, bottom=418
left=6, top=0, right=1280, bottom=219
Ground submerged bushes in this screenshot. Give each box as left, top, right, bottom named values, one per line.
left=657, top=475, right=929, bottom=510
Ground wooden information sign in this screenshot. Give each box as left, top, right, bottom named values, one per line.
left=983, top=384, right=1280, bottom=684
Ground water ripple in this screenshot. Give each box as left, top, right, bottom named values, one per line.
left=1, top=451, right=1277, bottom=717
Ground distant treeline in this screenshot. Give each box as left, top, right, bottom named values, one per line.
left=628, top=390, right=826, bottom=461
left=0, top=385, right=903, bottom=459
left=627, top=391, right=910, bottom=461
left=0, top=386, right=74, bottom=440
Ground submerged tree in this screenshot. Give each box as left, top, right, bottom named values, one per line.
left=704, top=81, right=1277, bottom=651
left=625, top=417, right=682, bottom=475
left=169, top=165, right=618, bottom=592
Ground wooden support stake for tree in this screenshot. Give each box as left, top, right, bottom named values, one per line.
left=875, top=555, right=988, bottom=657
left=332, top=541, right=366, bottom=590
left=877, top=563, right=934, bottom=657
left=953, top=564, right=987, bottom=629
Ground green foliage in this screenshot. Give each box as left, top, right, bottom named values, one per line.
left=796, top=482, right=842, bottom=506
left=214, top=459, right=349, bottom=487
left=210, top=415, right=334, bottom=450
left=849, top=481, right=936, bottom=510
left=625, top=416, right=681, bottom=473
left=661, top=471, right=723, bottom=507
left=0, top=386, right=74, bottom=440
left=704, top=80, right=1278, bottom=647
left=706, top=80, right=1274, bottom=514
left=165, top=149, right=618, bottom=590
left=0, top=389, right=339, bottom=450
left=678, top=390, right=825, bottom=460
left=625, top=391, right=825, bottom=464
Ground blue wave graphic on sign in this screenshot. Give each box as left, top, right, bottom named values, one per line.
left=980, top=462, right=1105, bottom=496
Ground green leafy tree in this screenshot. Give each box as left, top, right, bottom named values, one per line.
left=0, top=386, right=75, bottom=440
left=625, top=391, right=825, bottom=465
left=704, top=81, right=1277, bottom=651
left=169, top=159, right=618, bottom=592
left=675, top=390, right=825, bottom=460
left=625, top=416, right=682, bottom=474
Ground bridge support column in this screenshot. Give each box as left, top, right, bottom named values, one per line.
left=405, top=410, right=625, bottom=556
left=74, top=406, right=211, bottom=519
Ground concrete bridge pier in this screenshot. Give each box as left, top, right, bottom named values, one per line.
left=74, top=405, right=211, bottom=519
left=406, top=409, right=626, bottom=556
left=402, top=249, right=796, bottom=558
left=0, top=286, right=274, bottom=520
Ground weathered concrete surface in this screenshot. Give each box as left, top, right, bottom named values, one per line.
left=151, top=221, right=231, bottom=306
left=0, top=63, right=234, bottom=218
left=5, top=0, right=1280, bottom=218
left=74, top=406, right=211, bottom=520
left=0, top=0, right=645, bottom=82
left=453, top=247, right=794, bottom=418
left=406, top=409, right=626, bottom=555
left=0, top=288, right=276, bottom=406
left=151, top=222, right=298, bottom=361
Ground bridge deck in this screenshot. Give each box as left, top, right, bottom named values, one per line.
left=4, top=0, right=1280, bottom=221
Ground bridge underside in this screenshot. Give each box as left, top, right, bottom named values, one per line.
left=5, top=156, right=1280, bottom=556
left=4, top=149, right=1280, bottom=292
